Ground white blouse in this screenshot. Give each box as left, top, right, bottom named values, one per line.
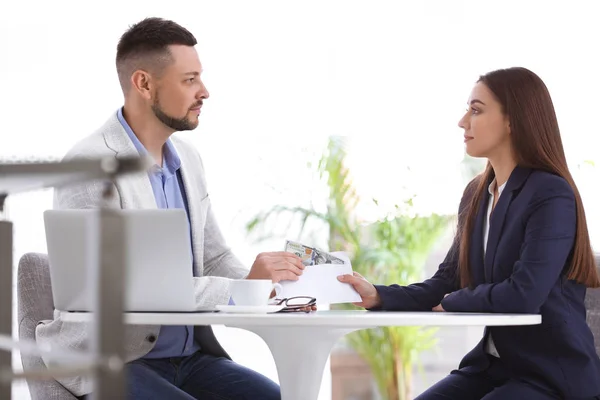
left=483, top=179, right=507, bottom=358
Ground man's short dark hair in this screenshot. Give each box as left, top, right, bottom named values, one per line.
left=116, top=17, right=197, bottom=92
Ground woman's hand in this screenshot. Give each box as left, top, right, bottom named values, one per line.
left=337, top=272, right=382, bottom=309
left=432, top=293, right=450, bottom=312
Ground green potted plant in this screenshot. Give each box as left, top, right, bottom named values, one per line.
left=247, top=136, right=451, bottom=399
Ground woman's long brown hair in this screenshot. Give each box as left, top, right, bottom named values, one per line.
left=457, top=67, right=600, bottom=289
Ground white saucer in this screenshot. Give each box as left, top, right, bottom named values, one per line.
left=215, top=304, right=285, bottom=314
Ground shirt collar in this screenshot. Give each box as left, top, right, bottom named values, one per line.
left=116, top=107, right=181, bottom=176
left=488, top=179, right=507, bottom=196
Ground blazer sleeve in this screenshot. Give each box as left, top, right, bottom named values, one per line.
left=373, top=237, right=460, bottom=311
left=441, top=178, right=576, bottom=313
left=371, top=177, right=479, bottom=311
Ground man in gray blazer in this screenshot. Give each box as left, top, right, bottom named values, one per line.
left=35, top=17, right=305, bottom=400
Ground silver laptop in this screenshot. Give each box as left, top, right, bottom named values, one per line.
left=44, top=209, right=197, bottom=312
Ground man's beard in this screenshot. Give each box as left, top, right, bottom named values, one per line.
left=151, top=94, right=199, bottom=132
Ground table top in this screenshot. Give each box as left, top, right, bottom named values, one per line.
left=0, top=156, right=147, bottom=195
left=59, top=310, right=541, bottom=328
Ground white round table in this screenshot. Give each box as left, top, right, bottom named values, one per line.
left=60, top=310, right=541, bottom=400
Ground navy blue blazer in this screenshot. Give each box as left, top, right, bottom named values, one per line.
left=374, top=166, right=600, bottom=398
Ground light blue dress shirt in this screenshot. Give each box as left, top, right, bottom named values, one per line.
left=117, top=108, right=200, bottom=358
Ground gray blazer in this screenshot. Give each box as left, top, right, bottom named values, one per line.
left=35, top=111, right=249, bottom=396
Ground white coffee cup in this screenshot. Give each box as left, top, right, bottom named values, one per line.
left=230, top=279, right=283, bottom=306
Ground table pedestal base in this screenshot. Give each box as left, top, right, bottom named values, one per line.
left=239, top=325, right=358, bottom=400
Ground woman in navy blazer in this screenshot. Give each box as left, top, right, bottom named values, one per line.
left=339, top=67, right=600, bottom=400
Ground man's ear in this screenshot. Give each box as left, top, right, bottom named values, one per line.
left=131, top=70, right=154, bottom=100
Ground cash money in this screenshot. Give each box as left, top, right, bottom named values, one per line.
left=284, top=240, right=345, bottom=266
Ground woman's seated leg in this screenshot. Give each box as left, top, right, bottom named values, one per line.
left=414, top=369, right=499, bottom=400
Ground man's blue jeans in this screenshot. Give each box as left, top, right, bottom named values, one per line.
left=82, top=351, right=281, bottom=399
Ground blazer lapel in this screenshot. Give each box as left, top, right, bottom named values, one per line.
left=177, top=155, right=197, bottom=234
left=483, top=166, right=532, bottom=280
left=171, top=141, right=204, bottom=277
left=471, top=190, right=488, bottom=283
left=484, top=188, right=513, bottom=280
left=102, top=114, right=156, bottom=209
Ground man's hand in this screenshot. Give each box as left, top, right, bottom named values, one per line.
left=337, top=272, right=381, bottom=309
left=246, top=252, right=305, bottom=283
left=432, top=293, right=450, bottom=312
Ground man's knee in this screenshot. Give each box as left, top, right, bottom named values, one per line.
left=245, top=374, right=281, bottom=400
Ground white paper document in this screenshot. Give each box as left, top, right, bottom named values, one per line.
left=278, top=252, right=362, bottom=304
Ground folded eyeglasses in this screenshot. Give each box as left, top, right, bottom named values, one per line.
left=271, top=296, right=317, bottom=313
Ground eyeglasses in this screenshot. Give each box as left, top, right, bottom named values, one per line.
left=271, top=296, right=316, bottom=313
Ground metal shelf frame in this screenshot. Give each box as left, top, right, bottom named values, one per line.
left=0, top=156, right=148, bottom=400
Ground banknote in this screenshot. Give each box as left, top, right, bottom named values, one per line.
left=284, top=240, right=345, bottom=266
